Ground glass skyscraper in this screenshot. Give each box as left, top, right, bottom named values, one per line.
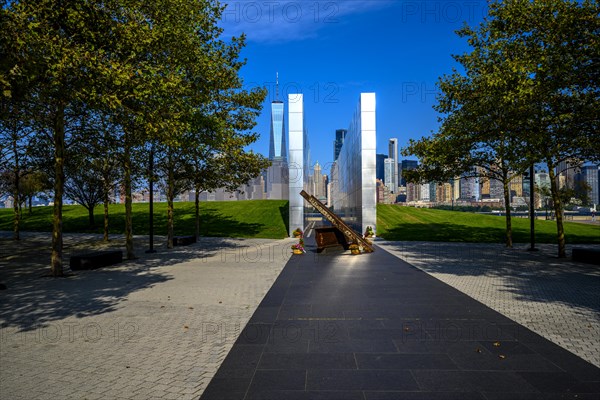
left=265, top=74, right=288, bottom=199
left=268, top=76, right=287, bottom=162
left=388, top=138, right=399, bottom=193
left=333, top=129, right=347, bottom=161
left=376, top=153, right=388, bottom=181
left=400, top=159, right=418, bottom=186
left=580, top=165, right=599, bottom=206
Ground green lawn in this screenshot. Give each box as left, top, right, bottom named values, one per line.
left=0, top=200, right=290, bottom=239
left=3, top=202, right=598, bottom=244
left=377, top=204, right=600, bottom=244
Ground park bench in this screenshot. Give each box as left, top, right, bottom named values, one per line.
left=172, top=235, right=196, bottom=246
left=572, top=248, right=600, bottom=266
left=69, top=250, right=123, bottom=270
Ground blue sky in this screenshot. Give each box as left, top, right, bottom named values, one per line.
left=220, top=0, right=489, bottom=176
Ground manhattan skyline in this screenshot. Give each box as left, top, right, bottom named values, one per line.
left=219, top=1, right=489, bottom=174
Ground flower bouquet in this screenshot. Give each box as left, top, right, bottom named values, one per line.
left=292, top=228, right=303, bottom=238
left=349, top=243, right=361, bottom=255
left=291, top=242, right=306, bottom=254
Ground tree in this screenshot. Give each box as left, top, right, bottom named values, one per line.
left=406, top=0, right=599, bottom=256
left=19, top=170, right=50, bottom=213
left=403, top=81, right=531, bottom=247
left=485, top=0, right=599, bottom=257
left=63, top=113, right=121, bottom=233
left=95, top=117, right=122, bottom=242
left=0, top=32, right=36, bottom=240
left=121, top=1, right=268, bottom=249
left=103, top=0, right=253, bottom=258
left=187, top=145, right=270, bottom=241
left=1, top=1, right=122, bottom=275
left=64, top=160, right=104, bottom=228
left=0, top=110, right=38, bottom=240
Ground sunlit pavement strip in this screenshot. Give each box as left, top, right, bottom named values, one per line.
left=378, top=240, right=600, bottom=368
left=0, top=232, right=293, bottom=400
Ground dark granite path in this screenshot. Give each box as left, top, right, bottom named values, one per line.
left=200, top=243, right=600, bottom=399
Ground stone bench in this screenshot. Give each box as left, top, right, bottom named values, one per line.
left=70, top=250, right=123, bottom=270
left=173, top=235, right=197, bottom=246
left=572, top=248, right=600, bottom=266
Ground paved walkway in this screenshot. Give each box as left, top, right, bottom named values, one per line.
left=378, top=241, right=600, bottom=368
left=201, top=241, right=600, bottom=399
left=2, top=233, right=599, bottom=399
left=0, top=232, right=293, bottom=400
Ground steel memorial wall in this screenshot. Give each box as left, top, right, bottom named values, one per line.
left=331, top=93, right=377, bottom=235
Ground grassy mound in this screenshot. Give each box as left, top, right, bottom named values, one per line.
left=377, top=205, right=600, bottom=244
left=0, top=200, right=290, bottom=239
left=3, top=201, right=597, bottom=244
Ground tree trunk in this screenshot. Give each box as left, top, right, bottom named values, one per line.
left=123, top=138, right=135, bottom=259
left=12, top=182, right=19, bottom=241
left=548, top=165, right=566, bottom=258
left=103, top=195, right=109, bottom=242
left=88, top=206, right=95, bottom=228
left=11, top=121, right=20, bottom=240
left=28, top=195, right=32, bottom=214
left=102, top=130, right=111, bottom=242
left=51, top=104, right=65, bottom=277
left=166, top=163, right=174, bottom=249
left=502, top=178, right=513, bottom=248
left=195, top=185, right=201, bottom=239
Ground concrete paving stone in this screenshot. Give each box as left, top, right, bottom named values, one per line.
left=200, top=238, right=600, bottom=399
left=1, top=233, right=291, bottom=399
left=32, top=393, right=56, bottom=400
left=127, top=392, right=154, bottom=400
left=379, top=241, right=600, bottom=368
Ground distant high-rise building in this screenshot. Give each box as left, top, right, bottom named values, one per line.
left=580, top=165, right=599, bottom=206
left=376, top=154, right=388, bottom=181
left=535, top=171, right=551, bottom=189
left=312, top=161, right=327, bottom=200
left=489, top=178, right=504, bottom=200
left=459, top=171, right=480, bottom=201
left=265, top=73, right=289, bottom=199
left=480, top=177, right=491, bottom=198
left=333, top=129, right=347, bottom=161
left=388, top=138, right=399, bottom=193
left=400, top=159, right=418, bottom=186
left=384, top=158, right=396, bottom=195
left=436, top=182, right=453, bottom=203
left=510, top=174, right=523, bottom=200
left=556, top=159, right=580, bottom=190
left=376, top=179, right=387, bottom=204
left=523, top=173, right=531, bottom=198
left=420, top=183, right=431, bottom=202
left=406, top=182, right=420, bottom=202
left=268, top=73, right=287, bottom=162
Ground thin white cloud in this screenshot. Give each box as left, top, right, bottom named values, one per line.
left=219, top=0, right=394, bottom=43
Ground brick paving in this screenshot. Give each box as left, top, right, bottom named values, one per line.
left=378, top=241, right=600, bottom=368
left=0, top=232, right=293, bottom=400
left=200, top=239, right=600, bottom=399
left=2, top=232, right=599, bottom=399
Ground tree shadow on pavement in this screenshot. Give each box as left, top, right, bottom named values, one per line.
left=0, top=233, right=256, bottom=332
left=381, top=241, right=600, bottom=315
